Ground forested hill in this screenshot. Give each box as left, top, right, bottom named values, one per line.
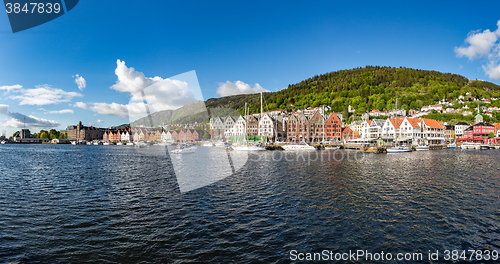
left=206, top=66, right=500, bottom=116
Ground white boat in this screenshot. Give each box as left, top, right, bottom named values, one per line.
left=156, top=142, right=168, bottom=146
left=103, top=142, right=110, bottom=146
left=135, top=141, right=147, bottom=148
left=93, top=141, right=102, bottom=145
left=171, top=144, right=197, bottom=154
left=460, top=142, right=479, bottom=149
left=203, top=142, right=215, bottom=147
left=324, top=144, right=340, bottom=150
left=214, top=141, right=229, bottom=147
left=116, top=142, right=123, bottom=145
left=232, top=143, right=265, bottom=151
left=387, top=146, right=412, bottom=153
left=415, top=144, right=429, bottom=151
left=126, top=142, right=134, bottom=146
left=0, top=141, right=5, bottom=144
left=282, top=142, right=316, bottom=151
left=480, top=144, right=489, bottom=150
left=86, top=141, right=92, bottom=145
left=447, top=143, right=456, bottom=149
left=71, top=141, right=77, bottom=145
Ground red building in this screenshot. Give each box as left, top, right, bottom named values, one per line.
left=325, top=112, right=342, bottom=142
left=462, top=122, right=495, bottom=139
left=342, top=126, right=354, bottom=140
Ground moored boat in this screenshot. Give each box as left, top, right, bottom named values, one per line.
left=386, top=146, right=412, bottom=153
left=282, top=142, right=316, bottom=151
left=447, top=143, right=456, bottom=149
left=415, top=144, right=429, bottom=151
left=232, top=143, right=265, bottom=151
left=171, top=144, right=197, bottom=154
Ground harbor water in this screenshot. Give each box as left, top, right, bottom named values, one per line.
left=1, top=144, right=500, bottom=263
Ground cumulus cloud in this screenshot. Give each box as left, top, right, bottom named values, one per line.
left=71, top=60, right=199, bottom=118
left=87, top=102, right=151, bottom=119
left=112, top=60, right=196, bottom=110
left=97, top=119, right=104, bottom=123
left=0, top=104, right=8, bottom=115
left=4, top=112, right=59, bottom=128
left=10, top=85, right=82, bottom=105
left=455, top=20, right=500, bottom=80
left=74, top=74, right=86, bottom=91
left=216, top=80, right=270, bottom=97
left=74, top=101, right=89, bottom=109
left=0, top=85, right=22, bottom=92
left=48, top=109, right=74, bottom=114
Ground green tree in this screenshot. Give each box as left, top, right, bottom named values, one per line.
left=489, top=132, right=495, bottom=138
left=39, top=131, right=49, bottom=139
left=203, top=132, right=210, bottom=139
left=38, top=130, right=48, bottom=138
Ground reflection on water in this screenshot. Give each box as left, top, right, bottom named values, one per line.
left=1, top=144, right=500, bottom=263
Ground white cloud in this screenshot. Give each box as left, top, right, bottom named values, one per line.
left=10, top=85, right=83, bottom=106
left=97, top=119, right=104, bottom=123
left=0, top=104, right=8, bottom=115
left=70, top=60, right=199, bottom=119
left=112, top=59, right=196, bottom=110
left=74, top=74, right=86, bottom=91
left=216, top=80, right=270, bottom=97
left=89, top=102, right=129, bottom=118
left=483, top=61, right=500, bottom=80
left=87, top=102, right=151, bottom=119
left=0, top=85, right=22, bottom=92
left=4, top=112, right=59, bottom=128
left=455, top=20, right=500, bottom=80
left=111, top=59, right=159, bottom=94
left=48, top=109, right=74, bottom=114
left=74, top=101, right=89, bottom=109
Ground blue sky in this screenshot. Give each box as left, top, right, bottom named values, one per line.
left=0, top=0, right=500, bottom=136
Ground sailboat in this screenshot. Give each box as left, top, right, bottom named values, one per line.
left=232, top=102, right=266, bottom=151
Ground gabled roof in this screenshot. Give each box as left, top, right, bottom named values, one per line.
left=406, top=118, right=421, bottom=128
left=421, top=118, right=445, bottom=129
left=388, top=116, right=405, bottom=129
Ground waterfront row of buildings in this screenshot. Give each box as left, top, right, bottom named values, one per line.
left=67, top=122, right=207, bottom=142
left=210, top=108, right=500, bottom=145
left=210, top=110, right=345, bottom=143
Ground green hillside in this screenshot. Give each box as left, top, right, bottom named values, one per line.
left=208, top=66, right=500, bottom=117
left=131, top=66, right=500, bottom=126
left=131, top=100, right=208, bottom=127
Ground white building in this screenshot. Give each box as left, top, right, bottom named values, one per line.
left=454, top=122, right=470, bottom=138
left=360, top=119, right=385, bottom=140
left=258, top=113, right=276, bottom=137
left=223, top=116, right=236, bottom=138
left=210, top=116, right=225, bottom=139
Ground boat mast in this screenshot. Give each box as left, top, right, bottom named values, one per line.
left=260, top=92, right=263, bottom=143
left=244, top=102, right=247, bottom=144
left=322, top=106, right=325, bottom=143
